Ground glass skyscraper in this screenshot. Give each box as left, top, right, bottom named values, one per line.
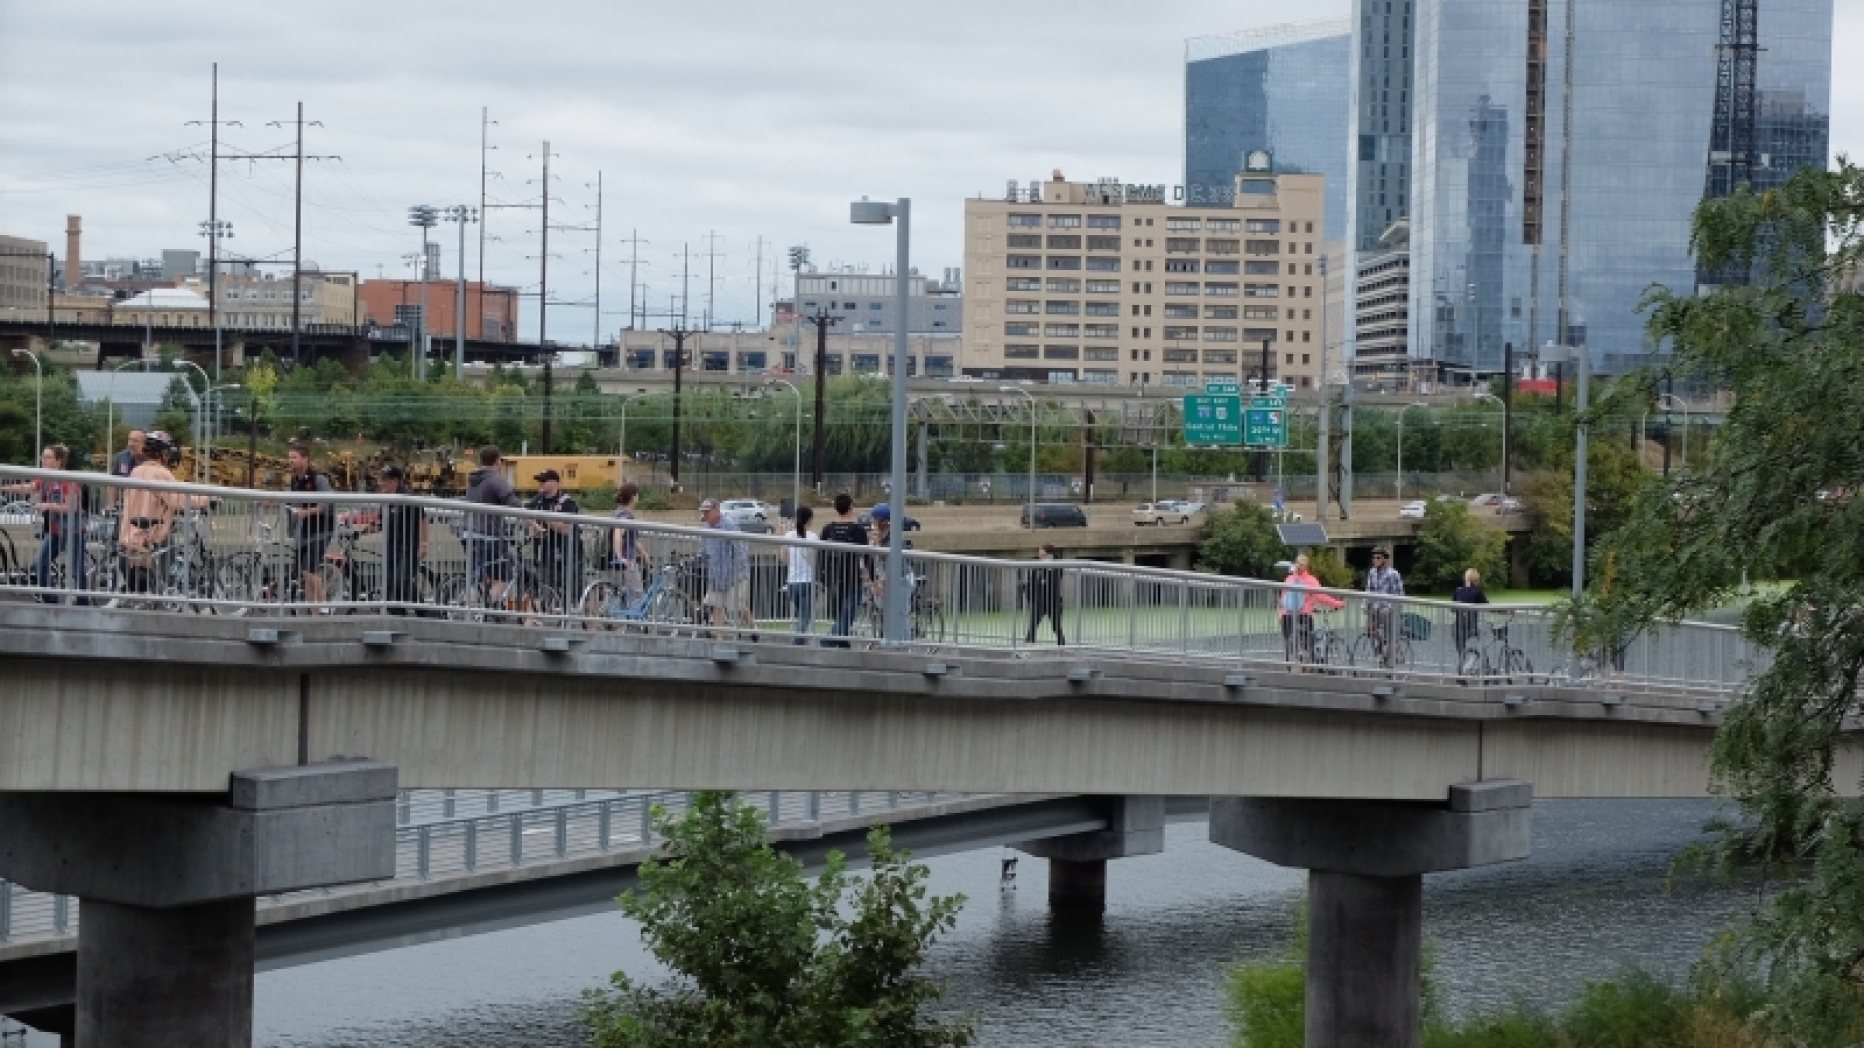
left=1407, top=0, right=1832, bottom=375
left=1184, top=22, right=1352, bottom=240
left=1347, top=0, right=1416, bottom=253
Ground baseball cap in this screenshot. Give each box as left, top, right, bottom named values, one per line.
left=380, top=465, right=405, bottom=480
left=534, top=469, right=561, bottom=482
left=698, top=498, right=719, bottom=512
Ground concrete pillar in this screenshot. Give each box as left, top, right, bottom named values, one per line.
left=1307, top=871, right=1422, bottom=1048
left=1016, top=796, right=1163, bottom=911
left=1210, top=781, right=1533, bottom=1048
left=1045, top=858, right=1108, bottom=908
left=78, top=898, right=255, bottom=1048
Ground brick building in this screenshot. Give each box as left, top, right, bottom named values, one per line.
left=356, top=280, right=519, bottom=341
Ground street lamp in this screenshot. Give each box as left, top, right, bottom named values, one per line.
left=1000, top=386, right=1037, bottom=530
left=198, top=219, right=233, bottom=381
left=1471, top=392, right=1508, bottom=493
left=408, top=205, right=439, bottom=381
left=767, top=378, right=802, bottom=522
left=169, top=358, right=212, bottom=483
left=615, top=391, right=643, bottom=486
left=1540, top=342, right=1586, bottom=597
left=849, top=196, right=912, bottom=647
left=11, top=348, right=41, bottom=462
left=441, top=206, right=478, bottom=380
left=105, top=358, right=144, bottom=469
left=1394, top=401, right=1429, bottom=502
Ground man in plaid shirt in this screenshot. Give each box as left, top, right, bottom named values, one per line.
left=1365, top=546, right=1405, bottom=667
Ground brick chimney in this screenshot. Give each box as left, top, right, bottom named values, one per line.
left=64, top=215, right=80, bottom=289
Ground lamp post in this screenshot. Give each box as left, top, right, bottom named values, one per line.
left=1394, top=401, right=1429, bottom=503
left=614, top=392, right=642, bottom=486
left=849, top=196, right=912, bottom=647
left=768, top=378, right=802, bottom=521
left=1001, top=386, right=1037, bottom=530
left=169, top=359, right=212, bottom=482
left=1472, top=391, right=1508, bottom=493
left=408, top=205, right=439, bottom=381
left=198, top=219, right=233, bottom=381
left=11, top=348, right=41, bottom=462
left=206, top=383, right=241, bottom=478
left=441, top=206, right=478, bottom=380
left=105, top=358, right=143, bottom=469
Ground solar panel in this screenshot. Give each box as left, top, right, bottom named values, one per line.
left=1276, top=523, right=1330, bottom=547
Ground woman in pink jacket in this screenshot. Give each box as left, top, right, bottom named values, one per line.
left=1279, top=554, right=1344, bottom=668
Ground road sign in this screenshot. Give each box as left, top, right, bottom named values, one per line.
left=1182, top=392, right=1241, bottom=446
left=1204, top=378, right=1240, bottom=396
left=1244, top=393, right=1289, bottom=448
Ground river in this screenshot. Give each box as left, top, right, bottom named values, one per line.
left=251, top=799, right=1744, bottom=1048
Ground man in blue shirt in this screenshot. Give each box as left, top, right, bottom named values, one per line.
left=1364, top=546, right=1405, bottom=667
left=699, top=498, right=754, bottom=641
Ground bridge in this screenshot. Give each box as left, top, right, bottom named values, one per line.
left=0, top=318, right=553, bottom=372
left=0, top=466, right=1802, bottom=1048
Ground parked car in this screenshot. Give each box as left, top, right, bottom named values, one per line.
left=1469, top=493, right=1503, bottom=507
left=1132, top=502, right=1190, bottom=526
left=1160, top=499, right=1207, bottom=517
left=856, top=508, right=923, bottom=531
left=719, top=499, right=774, bottom=534
left=1399, top=500, right=1427, bottom=520
left=1496, top=497, right=1525, bottom=515
left=1269, top=507, right=1303, bottom=524
left=1021, top=503, right=1088, bottom=529
left=1433, top=493, right=1465, bottom=504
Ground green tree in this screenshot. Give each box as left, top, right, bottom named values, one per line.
left=1515, top=430, right=1646, bottom=589
left=1583, top=160, right=1864, bottom=1041
left=1199, top=502, right=1286, bottom=579
left=1411, top=499, right=1508, bottom=593
left=581, top=791, right=971, bottom=1048
left=153, top=376, right=196, bottom=443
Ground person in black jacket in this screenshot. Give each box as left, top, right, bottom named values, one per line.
left=1452, top=568, right=1489, bottom=676
left=817, top=493, right=872, bottom=648
left=376, top=466, right=428, bottom=614
left=1025, top=544, right=1065, bottom=646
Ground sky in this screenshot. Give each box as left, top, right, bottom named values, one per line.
left=0, top=0, right=1858, bottom=347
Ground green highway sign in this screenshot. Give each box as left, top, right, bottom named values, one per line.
left=1182, top=392, right=1242, bottom=446
left=1243, top=393, right=1289, bottom=448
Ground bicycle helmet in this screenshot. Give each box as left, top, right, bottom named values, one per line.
left=142, top=430, right=174, bottom=455
left=870, top=503, right=892, bottom=522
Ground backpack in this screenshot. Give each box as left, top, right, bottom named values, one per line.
left=1281, top=579, right=1307, bottom=614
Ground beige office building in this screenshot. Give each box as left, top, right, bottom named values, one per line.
left=962, top=167, right=1325, bottom=389
left=0, top=235, right=48, bottom=321
left=214, top=268, right=358, bottom=329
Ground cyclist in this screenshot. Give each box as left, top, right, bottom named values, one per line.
left=1364, top=546, right=1406, bottom=667
left=525, top=469, right=583, bottom=602
left=117, top=431, right=206, bottom=594
left=286, top=444, right=335, bottom=608
left=462, top=445, right=519, bottom=605
left=0, top=444, right=88, bottom=603
left=868, top=503, right=917, bottom=605
left=1279, top=553, right=1343, bottom=667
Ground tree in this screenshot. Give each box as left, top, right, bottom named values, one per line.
left=581, top=791, right=971, bottom=1048
left=1515, top=428, right=1646, bottom=589
left=1584, top=160, right=1864, bottom=1041
left=153, top=376, right=196, bottom=443
left=1410, top=499, right=1507, bottom=594
left=1199, top=502, right=1286, bottom=579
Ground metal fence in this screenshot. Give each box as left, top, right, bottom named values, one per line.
left=0, top=465, right=1761, bottom=696
left=0, top=786, right=962, bottom=946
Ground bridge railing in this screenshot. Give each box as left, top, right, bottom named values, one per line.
left=0, top=466, right=1760, bottom=697
left=0, top=787, right=962, bottom=947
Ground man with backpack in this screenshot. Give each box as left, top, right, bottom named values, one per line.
left=817, top=493, right=871, bottom=648
left=287, top=444, right=335, bottom=607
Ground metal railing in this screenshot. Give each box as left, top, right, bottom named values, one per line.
left=0, top=786, right=962, bottom=946
left=0, top=466, right=1761, bottom=696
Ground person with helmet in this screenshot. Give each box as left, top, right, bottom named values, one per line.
left=116, top=430, right=208, bottom=594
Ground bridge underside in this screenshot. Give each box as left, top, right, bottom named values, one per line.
left=0, top=606, right=1829, bottom=799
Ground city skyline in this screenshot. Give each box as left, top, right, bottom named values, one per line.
left=0, top=1, right=1858, bottom=350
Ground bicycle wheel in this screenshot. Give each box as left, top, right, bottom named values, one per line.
left=1348, top=634, right=1380, bottom=673
left=515, top=583, right=563, bottom=625
left=914, top=600, right=946, bottom=650
left=1506, top=650, right=1533, bottom=683
left=1315, top=633, right=1349, bottom=673
left=1392, top=638, right=1414, bottom=668
left=650, top=589, right=701, bottom=636
left=852, top=600, right=883, bottom=650
left=578, top=580, right=619, bottom=630
left=315, top=563, right=350, bottom=609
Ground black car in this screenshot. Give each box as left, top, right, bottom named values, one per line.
left=1020, top=503, right=1088, bottom=529
left=856, top=510, right=922, bottom=531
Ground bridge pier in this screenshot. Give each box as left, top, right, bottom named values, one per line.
left=1015, top=795, right=1163, bottom=909
left=1210, top=781, right=1532, bottom=1048
left=0, top=761, right=396, bottom=1048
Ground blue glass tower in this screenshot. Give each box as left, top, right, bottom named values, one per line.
left=1185, top=22, right=1352, bottom=240
left=1407, top=0, right=1831, bottom=376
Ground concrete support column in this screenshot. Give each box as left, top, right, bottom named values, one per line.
left=1045, top=858, right=1108, bottom=907
left=78, top=898, right=255, bottom=1048
left=1307, top=871, right=1422, bottom=1048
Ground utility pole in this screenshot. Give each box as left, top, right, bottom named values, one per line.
left=662, top=326, right=695, bottom=486
left=701, top=230, right=724, bottom=331
left=442, top=206, right=477, bottom=379
left=258, top=104, right=330, bottom=369
left=408, top=206, right=438, bottom=380
left=752, top=235, right=765, bottom=328
left=621, top=229, right=648, bottom=329
left=1501, top=340, right=1514, bottom=493
left=478, top=108, right=496, bottom=290
left=588, top=171, right=602, bottom=350
left=538, top=140, right=551, bottom=352
left=806, top=307, right=841, bottom=490
left=1317, top=254, right=1330, bottom=517
left=541, top=357, right=554, bottom=453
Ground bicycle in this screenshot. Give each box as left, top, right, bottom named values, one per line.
left=850, top=580, right=946, bottom=651
left=1351, top=605, right=1414, bottom=671
left=1306, top=609, right=1352, bottom=672
left=577, top=556, right=702, bottom=635
left=1460, top=614, right=1534, bottom=683
left=449, top=534, right=564, bottom=624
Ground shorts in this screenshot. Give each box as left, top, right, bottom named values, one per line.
left=295, top=535, right=331, bottom=575
left=703, top=577, right=750, bottom=615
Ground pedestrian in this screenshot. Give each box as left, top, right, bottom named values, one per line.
left=0, top=445, right=88, bottom=603
left=785, top=504, right=816, bottom=644
left=699, top=498, right=755, bottom=641
left=1364, top=546, right=1406, bottom=667
left=525, top=469, right=583, bottom=604
left=286, top=444, right=335, bottom=609
left=117, top=431, right=208, bottom=595
left=1280, top=554, right=1343, bottom=668
left=462, top=445, right=519, bottom=606
left=817, top=493, right=871, bottom=648
left=1024, top=544, right=1066, bottom=646
left=610, top=482, right=646, bottom=604
left=1453, top=567, right=1490, bottom=678
left=376, top=466, right=428, bottom=615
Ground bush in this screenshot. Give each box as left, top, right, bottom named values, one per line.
left=1307, top=548, right=1357, bottom=590
left=1563, top=970, right=1688, bottom=1048
left=636, top=489, right=673, bottom=512
left=1423, top=1010, right=1560, bottom=1048
left=1200, top=502, right=1286, bottom=579
left=1412, top=499, right=1508, bottom=594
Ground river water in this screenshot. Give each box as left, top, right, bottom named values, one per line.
left=253, top=800, right=1748, bottom=1048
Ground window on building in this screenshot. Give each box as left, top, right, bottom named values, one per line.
left=1005, top=322, right=1038, bottom=336
left=1205, top=283, right=1239, bottom=297
left=1166, top=217, right=1200, bottom=231
left=1206, top=219, right=1241, bottom=232
left=1085, top=280, right=1120, bottom=293
left=1205, top=306, right=1239, bottom=320
left=1164, top=304, right=1198, bottom=319
left=1165, top=260, right=1199, bottom=273
left=1006, top=300, right=1039, bottom=314
left=1245, top=219, right=1281, bottom=234
left=1008, top=214, right=1042, bottom=227
left=1008, top=234, right=1042, bottom=249
left=1244, top=306, right=1277, bottom=320
left=1046, top=257, right=1081, bottom=270
left=1084, top=324, right=1118, bottom=339
left=1166, top=238, right=1200, bottom=254
left=1164, top=282, right=1200, bottom=296
left=1086, top=258, right=1121, bottom=271
left=1086, top=236, right=1121, bottom=251
left=1005, top=344, right=1039, bottom=358
left=1202, top=328, right=1238, bottom=342
left=1046, top=301, right=1080, bottom=315
left=869, top=302, right=883, bottom=310
left=1047, top=235, right=1082, bottom=249
left=1046, top=278, right=1080, bottom=293
left=1205, top=239, right=1241, bottom=255
left=1244, top=261, right=1279, bottom=275
left=1007, top=278, right=1041, bottom=291
left=1086, top=302, right=1119, bottom=316
left=1043, top=323, right=1080, bottom=338
left=1043, top=345, right=1079, bottom=360
left=1245, top=240, right=1280, bottom=256
left=1007, top=255, right=1040, bottom=269
left=1087, top=215, right=1121, bottom=229
left=1048, top=215, right=1082, bottom=228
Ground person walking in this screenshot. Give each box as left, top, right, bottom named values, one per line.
left=286, top=444, right=335, bottom=609
left=1280, top=554, right=1344, bottom=668
left=610, top=482, right=646, bottom=604
left=1, top=445, right=88, bottom=603
left=525, top=469, right=583, bottom=604
left=1453, top=567, right=1490, bottom=679
left=817, top=493, right=871, bottom=648
left=376, top=466, right=428, bottom=615
left=462, top=445, right=519, bottom=606
left=699, top=498, right=755, bottom=641
left=1364, top=546, right=1406, bottom=668
left=1024, top=544, right=1066, bottom=646
left=784, top=505, right=816, bottom=644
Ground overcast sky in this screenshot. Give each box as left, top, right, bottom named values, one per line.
left=1, top=0, right=1857, bottom=346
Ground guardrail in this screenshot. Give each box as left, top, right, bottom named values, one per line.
left=0, top=466, right=1761, bottom=696
left=0, top=786, right=962, bottom=946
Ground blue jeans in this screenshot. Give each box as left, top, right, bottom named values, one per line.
left=823, top=587, right=860, bottom=648
left=789, top=581, right=815, bottom=644
left=32, top=526, right=89, bottom=604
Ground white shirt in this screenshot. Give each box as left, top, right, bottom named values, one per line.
left=784, top=529, right=815, bottom=584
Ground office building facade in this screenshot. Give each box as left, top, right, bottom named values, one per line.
left=964, top=168, right=1326, bottom=388
left=793, top=270, right=962, bottom=335
left=1407, top=0, right=1831, bottom=377
left=1184, top=22, right=1352, bottom=241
